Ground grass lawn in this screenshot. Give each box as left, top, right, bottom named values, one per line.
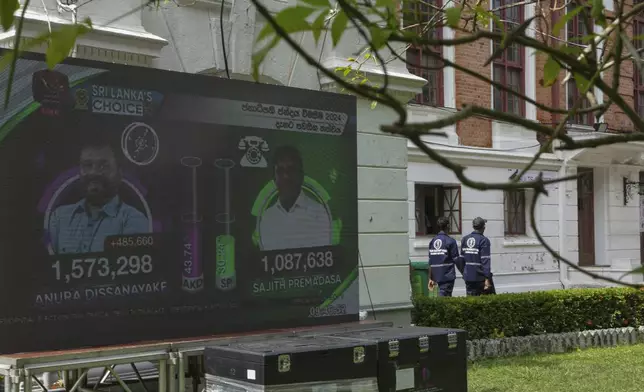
left=468, top=344, right=644, bottom=392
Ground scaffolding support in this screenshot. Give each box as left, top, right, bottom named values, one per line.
left=0, top=321, right=392, bottom=392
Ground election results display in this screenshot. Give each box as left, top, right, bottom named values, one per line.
left=0, top=51, right=358, bottom=354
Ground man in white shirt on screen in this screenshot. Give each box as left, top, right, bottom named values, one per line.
left=258, top=145, right=332, bottom=251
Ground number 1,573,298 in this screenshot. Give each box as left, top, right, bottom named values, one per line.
left=51, top=255, right=153, bottom=283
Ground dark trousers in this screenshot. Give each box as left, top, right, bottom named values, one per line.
left=465, top=281, right=485, bottom=296
left=438, top=281, right=455, bottom=297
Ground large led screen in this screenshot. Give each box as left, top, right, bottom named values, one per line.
left=0, top=51, right=358, bottom=353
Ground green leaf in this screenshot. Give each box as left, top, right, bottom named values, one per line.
left=331, top=9, right=348, bottom=47
left=489, top=11, right=504, bottom=32
left=298, top=0, right=329, bottom=8
left=252, top=36, right=280, bottom=81
left=573, top=72, right=590, bottom=93
left=619, top=265, right=644, bottom=279
left=375, top=0, right=393, bottom=7
left=474, top=12, right=490, bottom=28
left=553, top=6, right=583, bottom=37
left=46, top=21, right=92, bottom=69
left=256, top=24, right=275, bottom=45
left=256, top=6, right=315, bottom=44
left=445, top=7, right=462, bottom=28
left=376, top=0, right=397, bottom=27
left=0, top=0, right=18, bottom=31
left=0, top=30, right=50, bottom=74
left=311, top=10, right=327, bottom=44
left=369, top=26, right=391, bottom=50
left=559, top=44, right=583, bottom=56
left=370, top=101, right=378, bottom=110
left=474, top=5, right=500, bottom=30
left=2, top=0, right=31, bottom=110
left=591, top=0, right=606, bottom=27
left=543, top=56, right=561, bottom=87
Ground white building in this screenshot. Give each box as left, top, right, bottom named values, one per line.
left=403, top=0, right=644, bottom=296
left=408, top=125, right=644, bottom=296
left=6, top=0, right=644, bottom=325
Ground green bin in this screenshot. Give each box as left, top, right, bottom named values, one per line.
left=410, top=260, right=438, bottom=298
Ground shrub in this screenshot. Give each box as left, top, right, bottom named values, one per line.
left=412, top=288, right=644, bottom=340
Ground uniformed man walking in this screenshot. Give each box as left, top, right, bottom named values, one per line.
left=427, top=217, right=461, bottom=297
left=460, top=217, right=493, bottom=296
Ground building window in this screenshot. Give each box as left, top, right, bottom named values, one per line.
left=566, top=3, right=594, bottom=125
left=414, top=184, right=461, bottom=235
left=504, top=189, right=526, bottom=235
left=635, top=1, right=644, bottom=118
left=404, top=0, right=444, bottom=106
left=492, top=0, right=525, bottom=115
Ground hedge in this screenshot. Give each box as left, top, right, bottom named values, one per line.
left=412, top=288, right=644, bottom=340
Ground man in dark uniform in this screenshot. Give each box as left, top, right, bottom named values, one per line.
left=427, top=217, right=461, bottom=297
left=460, top=217, right=492, bottom=296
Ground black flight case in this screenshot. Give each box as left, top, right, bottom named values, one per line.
left=204, top=334, right=380, bottom=391
left=301, top=326, right=468, bottom=392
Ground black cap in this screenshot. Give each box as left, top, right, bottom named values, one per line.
left=472, top=217, right=487, bottom=229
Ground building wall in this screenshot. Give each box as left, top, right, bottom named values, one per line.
left=453, top=0, right=640, bottom=144
left=601, top=0, right=636, bottom=132
left=454, top=27, right=492, bottom=148
left=408, top=145, right=644, bottom=292
left=356, top=102, right=411, bottom=315
left=564, top=159, right=642, bottom=285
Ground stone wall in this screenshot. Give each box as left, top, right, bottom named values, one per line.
left=467, top=327, right=644, bottom=361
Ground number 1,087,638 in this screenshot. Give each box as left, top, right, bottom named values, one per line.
left=262, top=251, right=334, bottom=275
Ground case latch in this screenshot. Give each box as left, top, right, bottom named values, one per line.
left=388, top=339, right=400, bottom=358
left=353, top=346, right=365, bottom=363
left=448, top=332, right=458, bottom=349
left=418, top=335, right=429, bottom=353
left=278, top=354, right=291, bottom=373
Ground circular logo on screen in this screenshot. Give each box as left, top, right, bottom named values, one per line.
left=466, top=237, right=476, bottom=249
left=121, top=122, right=159, bottom=166
left=433, top=239, right=442, bottom=250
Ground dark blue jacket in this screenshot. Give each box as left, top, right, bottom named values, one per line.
left=428, top=231, right=460, bottom=283
left=460, top=231, right=492, bottom=282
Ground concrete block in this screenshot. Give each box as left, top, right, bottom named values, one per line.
left=637, top=326, right=644, bottom=343
left=591, top=330, right=601, bottom=347
left=485, top=339, right=501, bottom=358
left=466, top=341, right=474, bottom=361
left=580, top=331, right=589, bottom=347
left=598, top=330, right=609, bottom=347
left=626, top=327, right=637, bottom=344
left=549, top=335, right=559, bottom=353
left=466, top=327, right=641, bottom=362
left=562, top=332, right=576, bottom=352
left=609, top=329, right=618, bottom=346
